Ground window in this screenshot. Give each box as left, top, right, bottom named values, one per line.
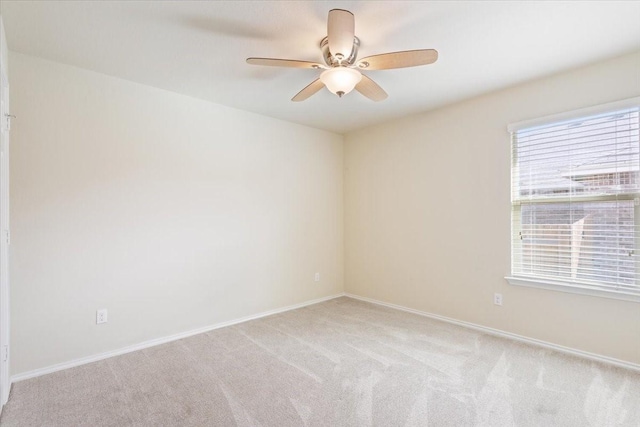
left=507, top=98, right=640, bottom=301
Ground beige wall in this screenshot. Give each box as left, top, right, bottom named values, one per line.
left=9, top=53, right=344, bottom=375
left=9, top=47, right=640, bottom=375
left=344, top=51, right=640, bottom=364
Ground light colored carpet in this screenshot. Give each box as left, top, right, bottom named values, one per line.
left=1, top=296, right=639, bottom=426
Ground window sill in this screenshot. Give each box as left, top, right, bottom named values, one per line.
left=505, top=276, right=640, bottom=303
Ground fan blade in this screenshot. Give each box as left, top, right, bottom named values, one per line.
left=292, top=79, right=325, bottom=102
left=357, top=49, right=438, bottom=70
left=327, top=9, right=355, bottom=60
left=246, top=57, right=325, bottom=69
left=355, top=74, right=388, bottom=102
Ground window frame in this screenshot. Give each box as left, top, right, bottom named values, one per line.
left=505, top=97, right=640, bottom=303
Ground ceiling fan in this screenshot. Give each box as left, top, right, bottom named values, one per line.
left=246, top=9, right=438, bottom=102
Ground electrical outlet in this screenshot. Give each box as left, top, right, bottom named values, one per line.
left=494, top=293, right=503, bottom=306
left=96, top=309, right=108, bottom=324
left=314, top=272, right=320, bottom=282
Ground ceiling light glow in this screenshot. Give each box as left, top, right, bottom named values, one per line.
left=320, top=67, right=362, bottom=97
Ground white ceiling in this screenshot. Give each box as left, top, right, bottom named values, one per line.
left=2, top=1, right=640, bottom=134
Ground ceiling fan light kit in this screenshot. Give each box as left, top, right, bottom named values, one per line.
left=246, top=9, right=438, bottom=102
left=320, top=67, right=362, bottom=97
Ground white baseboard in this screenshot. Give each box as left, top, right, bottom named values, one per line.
left=345, top=293, right=640, bottom=373
left=11, top=293, right=346, bottom=383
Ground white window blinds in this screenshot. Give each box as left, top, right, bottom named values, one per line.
left=510, top=102, right=640, bottom=298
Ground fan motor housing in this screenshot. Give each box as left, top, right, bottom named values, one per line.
left=320, top=36, right=360, bottom=67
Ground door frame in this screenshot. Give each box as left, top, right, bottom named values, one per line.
left=0, top=48, right=10, bottom=408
